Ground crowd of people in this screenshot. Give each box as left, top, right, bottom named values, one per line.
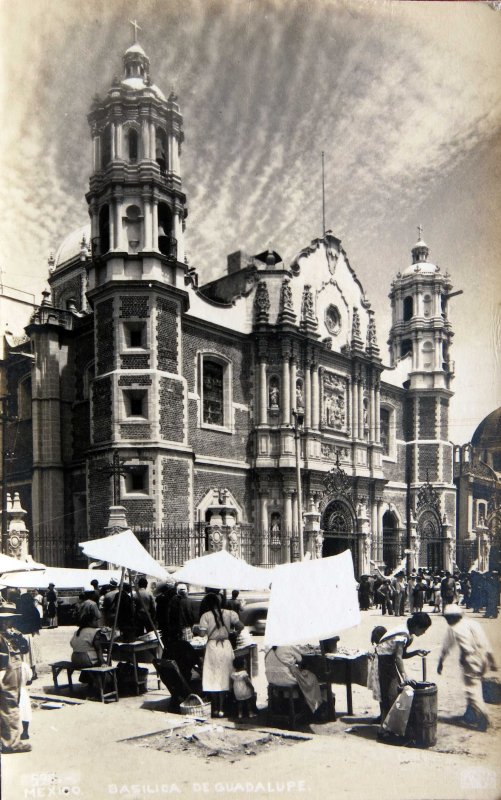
left=358, top=568, right=500, bottom=618
left=0, top=566, right=498, bottom=755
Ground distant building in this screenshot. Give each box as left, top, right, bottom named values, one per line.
left=2, top=36, right=459, bottom=574
left=454, top=407, right=501, bottom=572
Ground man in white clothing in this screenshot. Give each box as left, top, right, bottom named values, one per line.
left=437, top=604, right=497, bottom=730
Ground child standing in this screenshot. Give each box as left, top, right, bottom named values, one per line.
left=231, top=657, right=257, bottom=719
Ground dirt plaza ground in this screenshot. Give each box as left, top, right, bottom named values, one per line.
left=2, top=608, right=500, bottom=800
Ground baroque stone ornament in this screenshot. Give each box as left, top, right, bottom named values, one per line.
left=323, top=454, right=352, bottom=500
left=417, top=475, right=441, bottom=513
left=278, top=278, right=296, bottom=324
left=351, top=306, right=363, bottom=350
left=366, top=311, right=379, bottom=355
left=227, top=529, right=239, bottom=556
left=322, top=371, right=347, bottom=430
left=300, top=285, right=318, bottom=332
left=254, top=281, right=270, bottom=324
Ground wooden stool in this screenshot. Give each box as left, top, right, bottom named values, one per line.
left=80, top=665, right=119, bottom=703
left=267, top=684, right=307, bottom=729
left=50, top=661, right=77, bottom=692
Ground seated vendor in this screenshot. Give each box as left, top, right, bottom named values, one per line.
left=265, top=644, right=323, bottom=715
left=70, top=613, right=107, bottom=668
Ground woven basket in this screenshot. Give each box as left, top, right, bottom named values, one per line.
left=179, top=693, right=211, bottom=718
left=482, top=677, right=501, bottom=705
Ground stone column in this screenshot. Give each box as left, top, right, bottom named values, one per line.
left=260, top=494, right=269, bottom=566
left=357, top=381, right=364, bottom=440
left=351, top=377, right=358, bottom=439
left=376, top=499, right=383, bottom=562
left=259, top=360, right=267, bottom=424
left=92, top=135, right=100, bottom=172
left=111, top=122, right=117, bottom=159
left=283, top=491, right=293, bottom=563
left=371, top=502, right=378, bottom=564
left=311, top=366, right=320, bottom=429
left=149, top=122, right=156, bottom=160
left=173, top=212, right=184, bottom=262
left=304, top=365, right=311, bottom=428
left=282, top=358, right=290, bottom=426
left=375, top=383, right=381, bottom=443
left=152, top=200, right=159, bottom=251
left=370, top=384, right=376, bottom=443
left=304, top=498, right=323, bottom=559
left=290, top=360, right=297, bottom=415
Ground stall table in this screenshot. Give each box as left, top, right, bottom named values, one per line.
left=302, top=651, right=368, bottom=716
left=110, top=640, right=161, bottom=695
left=192, top=641, right=258, bottom=679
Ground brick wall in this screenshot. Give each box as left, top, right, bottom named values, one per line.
left=96, top=299, right=114, bottom=374
left=445, top=492, right=456, bottom=523
left=440, top=399, right=449, bottom=440
left=442, top=445, right=453, bottom=483
left=118, top=375, right=152, bottom=387
left=119, top=296, right=149, bottom=318
left=74, top=330, right=94, bottom=401
left=403, top=397, right=415, bottom=441
left=193, top=470, right=253, bottom=522
left=161, top=458, right=190, bottom=525
left=87, top=458, right=112, bottom=531
left=157, top=298, right=178, bottom=373
left=418, top=443, right=439, bottom=482
left=120, top=424, right=151, bottom=439
left=122, top=498, right=155, bottom=527
left=419, top=397, right=436, bottom=439
left=159, top=377, right=184, bottom=441
left=120, top=354, right=150, bottom=370
left=92, top=376, right=112, bottom=442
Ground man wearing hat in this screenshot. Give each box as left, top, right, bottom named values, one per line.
left=102, top=578, right=120, bottom=627
left=0, top=610, right=31, bottom=753
left=167, top=584, right=195, bottom=642
left=438, top=605, right=497, bottom=731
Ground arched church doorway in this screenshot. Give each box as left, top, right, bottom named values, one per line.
left=321, top=500, right=358, bottom=573
left=417, top=510, right=443, bottom=572
left=382, top=511, right=400, bottom=570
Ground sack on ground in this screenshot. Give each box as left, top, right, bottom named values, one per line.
left=382, top=685, right=415, bottom=737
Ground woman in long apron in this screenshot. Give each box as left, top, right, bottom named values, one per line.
left=199, top=593, right=243, bottom=717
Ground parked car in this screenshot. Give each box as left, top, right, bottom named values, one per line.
left=240, top=600, right=269, bottom=635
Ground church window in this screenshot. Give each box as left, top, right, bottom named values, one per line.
left=128, top=128, right=139, bottom=162
left=123, top=389, right=148, bottom=418
left=123, top=321, right=146, bottom=349
left=18, top=376, right=32, bottom=420
left=124, top=466, right=149, bottom=496
left=102, top=125, right=112, bottom=167
left=401, top=339, right=412, bottom=358
left=325, top=305, right=341, bottom=335
left=200, top=355, right=232, bottom=429
left=82, top=363, right=95, bottom=401
left=403, top=296, right=413, bottom=321
left=98, top=205, right=110, bottom=255
left=156, top=127, right=167, bottom=172
left=477, top=502, right=487, bottom=525
left=158, top=203, right=175, bottom=257
left=380, top=405, right=396, bottom=459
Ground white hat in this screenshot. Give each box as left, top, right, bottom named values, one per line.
left=443, top=604, right=463, bottom=617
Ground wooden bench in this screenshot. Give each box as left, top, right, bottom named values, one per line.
left=80, top=665, right=119, bottom=703
left=50, top=661, right=77, bottom=691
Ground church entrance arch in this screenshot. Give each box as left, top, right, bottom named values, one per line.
left=321, top=500, right=358, bottom=573
left=382, top=511, right=400, bottom=571
left=417, top=509, right=443, bottom=572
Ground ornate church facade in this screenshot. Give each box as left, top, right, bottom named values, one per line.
left=1, top=38, right=459, bottom=575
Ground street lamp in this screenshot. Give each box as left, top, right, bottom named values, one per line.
left=292, top=409, right=305, bottom=560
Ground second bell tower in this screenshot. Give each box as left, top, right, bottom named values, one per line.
left=86, top=31, right=187, bottom=282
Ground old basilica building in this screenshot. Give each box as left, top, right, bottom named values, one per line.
left=2, top=37, right=461, bottom=575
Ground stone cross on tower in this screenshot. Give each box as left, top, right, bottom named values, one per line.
left=129, top=19, right=142, bottom=43
left=417, top=224, right=423, bottom=240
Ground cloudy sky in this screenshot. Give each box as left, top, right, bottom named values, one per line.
left=1, top=0, right=500, bottom=442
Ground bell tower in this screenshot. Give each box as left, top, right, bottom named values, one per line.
left=388, top=229, right=455, bottom=391
left=84, top=26, right=192, bottom=533
left=86, top=24, right=187, bottom=286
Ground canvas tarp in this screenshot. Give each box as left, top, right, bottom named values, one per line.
left=174, top=550, right=273, bottom=591
left=264, top=549, right=360, bottom=646
left=0, top=553, right=45, bottom=574
left=79, top=529, right=168, bottom=580
left=0, top=566, right=123, bottom=590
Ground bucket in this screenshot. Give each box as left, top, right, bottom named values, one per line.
left=482, top=677, right=501, bottom=705
left=407, top=681, right=437, bottom=748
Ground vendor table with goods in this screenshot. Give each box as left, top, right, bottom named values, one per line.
left=109, top=639, right=161, bottom=695
left=191, top=634, right=259, bottom=679
left=301, top=647, right=368, bottom=716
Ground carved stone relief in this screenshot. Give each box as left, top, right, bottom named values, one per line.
left=322, top=371, right=347, bottom=430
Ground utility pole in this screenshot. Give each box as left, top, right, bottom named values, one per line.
left=292, top=409, right=305, bottom=560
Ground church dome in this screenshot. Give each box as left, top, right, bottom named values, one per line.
left=401, top=234, right=439, bottom=276
left=120, top=76, right=166, bottom=101
left=53, top=223, right=91, bottom=269
left=472, top=406, right=501, bottom=450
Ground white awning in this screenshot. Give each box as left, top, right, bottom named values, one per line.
left=174, top=550, right=272, bottom=591
left=264, top=550, right=361, bottom=646
left=0, top=567, right=122, bottom=590
left=79, top=529, right=168, bottom=581
left=0, top=553, right=45, bottom=574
